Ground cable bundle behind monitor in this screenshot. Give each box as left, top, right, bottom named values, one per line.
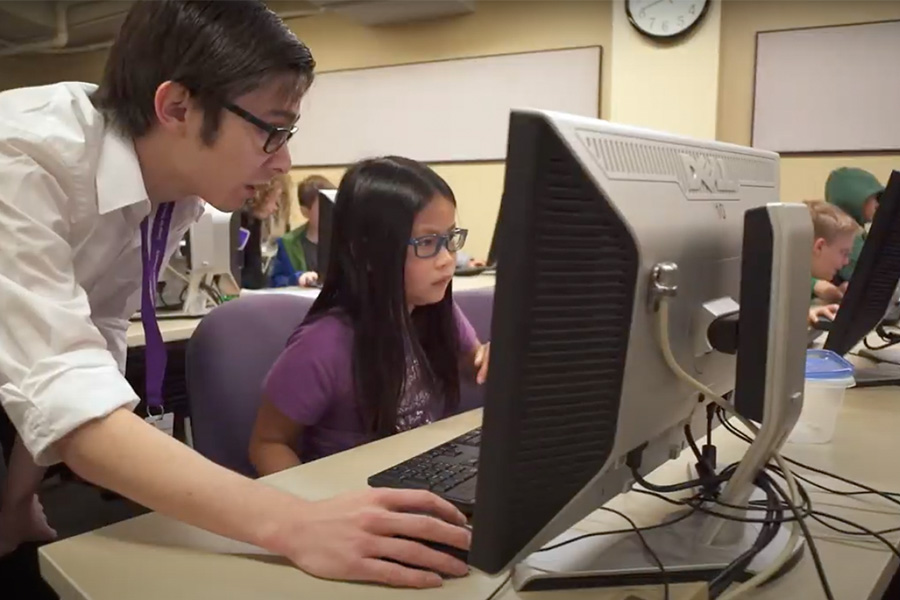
left=650, top=294, right=900, bottom=599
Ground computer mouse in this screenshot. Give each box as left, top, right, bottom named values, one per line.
left=814, top=316, right=834, bottom=331
left=385, top=515, right=471, bottom=576
left=396, top=535, right=470, bottom=565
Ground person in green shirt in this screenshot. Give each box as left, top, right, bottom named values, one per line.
left=269, top=174, right=334, bottom=287
left=810, top=167, right=884, bottom=303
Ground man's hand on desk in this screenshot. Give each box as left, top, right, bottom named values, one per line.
left=282, top=488, right=471, bottom=588
left=57, top=410, right=470, bottom=590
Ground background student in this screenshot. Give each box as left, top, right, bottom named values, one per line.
left=812, top=167, right=885, bottom=303
left=270, top=174, right=334, bottom=288
left=805, top=200, right=860, bottom=326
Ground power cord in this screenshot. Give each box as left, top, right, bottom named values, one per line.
left=863, top=325, right=900, bottom=351
left=716, top=408, right=900, bottom=509
left=656, top=297, right=804, bottom=600
left=596, top=506, right=670, bottom=600
left=485, top=574, right=511, bottom=600
left=708, top=469, right=786, bottom=598
left=537, top=508, right=697, bottom=553
left=807, top=510, right=900, bottom=561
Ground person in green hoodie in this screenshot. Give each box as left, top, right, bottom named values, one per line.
left=269, top=174, right=335, bottom=287
left=811, top=167, right=885, bottom=303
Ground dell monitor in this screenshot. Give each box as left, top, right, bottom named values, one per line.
left=369, top=109, right=813, bottom=591
left=316, top=188, right=337, bottom=287
left=366, top=108, right=812, bottom=591
left=824, top=170, right=900, bottom=386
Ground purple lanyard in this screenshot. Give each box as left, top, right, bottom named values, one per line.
left=140, top=202, right=175, bottom=413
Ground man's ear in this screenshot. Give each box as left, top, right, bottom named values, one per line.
left=153, top=81, right=191, bottom=133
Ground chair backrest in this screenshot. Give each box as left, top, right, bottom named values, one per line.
left=186, top=286, right=495, bottom=475
left=186, top=293, right=315, bottom=476
left=453, top=286, right=495, bottom=412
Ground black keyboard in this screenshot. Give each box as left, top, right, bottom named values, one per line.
left=368, top=427, right=481, bottom=515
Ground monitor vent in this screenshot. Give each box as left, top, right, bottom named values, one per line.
left=509, top=147, right=637, bottom=518
left=577, top=130, right=777, bottom=193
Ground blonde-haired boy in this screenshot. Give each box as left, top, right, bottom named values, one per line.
left=805, top=200, right=860, bottom=326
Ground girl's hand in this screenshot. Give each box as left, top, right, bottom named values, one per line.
left=474, top=342, right=490, bottom=385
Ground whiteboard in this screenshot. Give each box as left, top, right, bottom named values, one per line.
left=290, top=46, right=601, bottom=166
left=752, top=21, right=900, bottom=153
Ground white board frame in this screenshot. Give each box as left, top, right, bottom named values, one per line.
left=752, top=20, right=900, bottom=154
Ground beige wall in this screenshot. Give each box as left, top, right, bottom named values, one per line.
left=610, top=0, right=721, bottom=140
left=5, top=1, right=899, bottom=250
left=287, top=0, right=614, bottom=258
left=0, top=49, right=107, bottom=91
left=717, top=0, right=900, bottom=203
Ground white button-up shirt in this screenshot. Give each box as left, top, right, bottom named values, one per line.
left=0, top=82, right=202, bottom=465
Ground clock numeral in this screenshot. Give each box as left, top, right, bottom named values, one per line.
left=689, top=3, right=696, bottom=14
left=640, top=8, right=646, bottom=18
left=678, top=15, right=685, bottom=26
left=662, top=20, right=669, bottom=32
left=649, top=17, right=655, bottom=28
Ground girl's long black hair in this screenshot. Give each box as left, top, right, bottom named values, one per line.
left=306, top=156, right=461, bottom=438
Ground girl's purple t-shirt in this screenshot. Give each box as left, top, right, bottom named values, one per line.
left=263, top=303, right=479, bottom=462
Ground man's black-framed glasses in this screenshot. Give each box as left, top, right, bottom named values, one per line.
left=223, top=102, right=297, bottom=154
left=409, top=228, right=468, bottom=259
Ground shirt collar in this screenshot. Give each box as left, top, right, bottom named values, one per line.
left=95, top=128, right=149, bottom=215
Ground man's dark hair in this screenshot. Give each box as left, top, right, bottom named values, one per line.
left=297, top=174, right=335, bottom=209
left=92, top=0, right=315, bottom=143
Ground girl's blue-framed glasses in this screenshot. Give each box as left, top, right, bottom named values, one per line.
left=409, top=227, right=468, bottom=259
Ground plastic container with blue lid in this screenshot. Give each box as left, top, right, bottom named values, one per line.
left=805, top=349, right=855, bottom=381
left=789, top=349, right=856, bottom=445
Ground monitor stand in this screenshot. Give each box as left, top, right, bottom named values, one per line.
left=850, top=347, right=900, bottom=387
left=850, top=362, right=900, bottom=387
left=511, top=489, right=804, bottom=592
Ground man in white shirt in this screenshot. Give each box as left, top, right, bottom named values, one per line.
left=0, top=0, right=469, bottom=589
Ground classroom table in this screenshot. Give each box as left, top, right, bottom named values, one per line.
left=39, top=383, right=900, bottom=600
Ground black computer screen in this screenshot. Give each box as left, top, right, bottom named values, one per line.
left=824, top=170, right=900, bottom=356
left=316, top=189, right=336, bottom=285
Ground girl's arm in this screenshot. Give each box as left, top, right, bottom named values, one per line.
left=469, top=343, right=490, bottom=385
left=249, top=396, right=305, bottom=476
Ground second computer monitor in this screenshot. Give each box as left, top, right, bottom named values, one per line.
left=824, top=170, right=900, bottom=356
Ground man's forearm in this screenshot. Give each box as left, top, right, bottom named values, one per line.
left=57, top=409, right=301, bottom=555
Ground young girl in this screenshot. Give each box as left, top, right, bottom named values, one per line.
left=249, top=157, right=490, bottom=474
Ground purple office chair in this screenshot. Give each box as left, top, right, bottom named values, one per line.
left=453, top=286, right=495, bottom=412
left=186, top=293, right=315, bottom=476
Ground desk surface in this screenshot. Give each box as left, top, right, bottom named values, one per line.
left=39, top=386, right=900, bottom=600
left=126, top=274, right=498, bottom=348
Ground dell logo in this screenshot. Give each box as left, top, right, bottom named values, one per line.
left=680, top=154, right=738, bottom=194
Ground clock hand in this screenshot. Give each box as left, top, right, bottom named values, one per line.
left=643, top=0, right=665, bottom=9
